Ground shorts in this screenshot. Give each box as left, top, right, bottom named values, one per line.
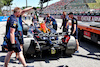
left=18, top=31, right=24, bottom=44
left=74, top=35, right=78, bottom=39
left=73, top=31, right=78, bottom=39
left=8, top=37, right=21, bottom=52
left=53, top=24, right=57, bottom=30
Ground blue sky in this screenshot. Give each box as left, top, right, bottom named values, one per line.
left=11, top=0, right=60, bottom=8
left=2, top=0, right=60, bottom=10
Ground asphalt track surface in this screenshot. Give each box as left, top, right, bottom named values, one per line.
left=0, top=17, right=100, bottom=67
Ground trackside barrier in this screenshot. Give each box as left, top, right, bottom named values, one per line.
left=0, top=16, right=9, bottom=22
left=40, top=15, right=100, bottom=22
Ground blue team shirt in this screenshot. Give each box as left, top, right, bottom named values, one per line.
left=72, top=17, right=78, bottom=33
left=46, top=16, right=56, bottom=25
left=17, top=16, right=22, bottom=31
left=6, top=15, right=18, bottom=39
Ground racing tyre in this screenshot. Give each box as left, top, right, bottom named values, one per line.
left=65, top=36, right=77, bottom=56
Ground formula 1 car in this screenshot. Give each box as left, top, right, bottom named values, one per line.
left=22, top=24, right=77, bottom=57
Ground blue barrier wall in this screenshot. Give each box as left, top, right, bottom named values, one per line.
left=0, top=16, right=9, bottom=22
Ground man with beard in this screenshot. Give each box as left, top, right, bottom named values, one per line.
left=4, top=7, right=33, bottom=67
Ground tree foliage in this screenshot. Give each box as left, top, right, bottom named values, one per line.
left=0, top=0, right=13, bottom=15
left=0, top=0, right=4, bottom=8
left=0, top=0, right=13, bottom=10
left=3, top=0, right=13, bottom=6
left=0, top=0, right=4, bottom=15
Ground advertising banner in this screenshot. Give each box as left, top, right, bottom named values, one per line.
left=74, top=16, right=100, bottom=22
left=0, top=16, right=9, bottom=22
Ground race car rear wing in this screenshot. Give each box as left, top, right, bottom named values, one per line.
left=34, top=32, right=68, bottom=37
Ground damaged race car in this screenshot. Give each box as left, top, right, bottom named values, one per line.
left=22, top=22, right=77, bottom=58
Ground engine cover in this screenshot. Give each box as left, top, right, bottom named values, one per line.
left=23, top=38, right=35, bottom=55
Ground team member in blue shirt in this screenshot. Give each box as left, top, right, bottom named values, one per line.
left=4, top=7, right=29, bottom=67
left=44, top=14, right=57, bottom=30
left=17, top=7, right=34, bottom=47
left=68, top=12, right=79, bottom=53
left=60, top=11, right=69, bottom=32
left=15, top=7, right=35, bottom=60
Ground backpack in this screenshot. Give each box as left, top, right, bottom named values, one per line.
left=2, top=17, right=11, bottom=50
left=5, top=17, right=11, bottom=35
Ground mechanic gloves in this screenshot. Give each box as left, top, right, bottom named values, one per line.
left=11, top=44, right=17, bottom=49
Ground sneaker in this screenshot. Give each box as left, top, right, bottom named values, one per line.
left=18, top=61, right=21, bottom=64
left=75, top=51, right=79, bottom=53
left=58, top=65, right=68, bottom=67
left=12, top=58, right=19, bottom=63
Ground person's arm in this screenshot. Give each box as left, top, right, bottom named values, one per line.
left=60, top=15, right=64, bottom=27
left=61, top=22, right=63, bottom=27
left=45, top=24, right=49, bottom=33
left=43, top=17, right=47, bottom=23
left=21, top=7, right=33, bottom=15
left=65, top=19, right=69, bottom=29
left=60, top=19, right=64, bottom=28
left=49, top=21, right=52, bottom=25
left=22, top=20, right=26, bottom=24
left=65, top=21, right=69, bottom=29
left=32, top=18, right=35, bottom=26
left=10, top=27, right=15, bottom=44
left=32, top=18, right=33, bottom=22
left=10, top=19, right=18, bottom=44
left=37, top=21, right=39, bottom=23
left=49, top=17, right=53, bottom=25
left=32, top=18, right=35, bottom=23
